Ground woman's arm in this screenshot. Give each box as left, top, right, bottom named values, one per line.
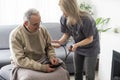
left=72, top=36, right=93, bottom=51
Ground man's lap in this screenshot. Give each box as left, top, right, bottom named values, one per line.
left=17, top=67, right=69, bottom=80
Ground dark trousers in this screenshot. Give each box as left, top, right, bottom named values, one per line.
left=74, top=52, right=98, bottom=80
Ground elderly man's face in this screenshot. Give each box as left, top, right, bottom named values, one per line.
left=25, top=14, right=41, bottom=33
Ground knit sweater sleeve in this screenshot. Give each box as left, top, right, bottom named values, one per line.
left=9, top=28, right=47, bottom=72
left=42, top=27, right=56, bottom=59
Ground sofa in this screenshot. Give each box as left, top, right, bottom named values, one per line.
left=0, top=23, right=74, bottom=80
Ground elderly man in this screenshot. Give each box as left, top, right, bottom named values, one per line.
left=10, top=8, right=69, bottom=80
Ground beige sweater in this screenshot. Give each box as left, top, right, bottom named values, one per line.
left=9, top=25, right=56, bottom=72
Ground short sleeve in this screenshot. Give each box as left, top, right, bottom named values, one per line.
left=60, top=16, right=69, bottom=33
left=82, top=16, right=96, bottom=38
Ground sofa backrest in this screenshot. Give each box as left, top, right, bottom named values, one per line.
left=0, top=25, right=17, bottom=49
left=0, top=23, right=62, bottom=49
left=42, top=23, right=63, bottom=40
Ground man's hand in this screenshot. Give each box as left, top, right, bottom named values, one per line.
left=46, top=64, right=56, bottom=72
left=50, top=57, right=59, bottom=65
left=46, top=57, right=60, bottom=72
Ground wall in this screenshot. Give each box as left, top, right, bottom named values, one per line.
left=98, top=33, right=120, bottom=80
left=78, top=0, right=120, bottom=32
left=0, top=0, right=120, bottom=29
left=93, top=0, right=120, bottom=33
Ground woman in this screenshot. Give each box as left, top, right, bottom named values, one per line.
left=53, top=0, right=100, bottom=80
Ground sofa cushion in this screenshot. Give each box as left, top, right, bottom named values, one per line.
left=55, top=46, right=74, bottom=73
left=0, top=50, right=11, bottom=68
left=55, top=47, right=73, bottom=62
left=0, top=64, right=12, bottom=80
left=0, top=75, right=6, bottom=80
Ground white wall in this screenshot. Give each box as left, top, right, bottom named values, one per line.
left=78, top=0, right=120, bottom=32
left=92, top=0, right=120, bottom=31
left=0, top=0, right=120, bottom=29
left=90, top=0, right=120, bottom=79
left=99, top=33, right=120, bottom=80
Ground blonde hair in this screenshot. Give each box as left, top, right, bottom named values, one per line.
left=59, top=0, right=84, bottom=25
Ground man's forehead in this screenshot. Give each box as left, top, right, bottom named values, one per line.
left=30, top=14, right=40, bottom=19
left=29, top=15, right=41, bottom=22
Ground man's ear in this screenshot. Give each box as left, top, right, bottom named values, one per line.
left=24, top=21, right=28, bottom=27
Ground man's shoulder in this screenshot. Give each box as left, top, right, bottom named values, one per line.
left=10, top=25, right=23, bottom=36
left=40, top=25, right=47, bottom=32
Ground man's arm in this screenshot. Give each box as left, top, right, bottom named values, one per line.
left=9, top=30, right=47, bottom=72
left=43, top=28, right=56, bottom=59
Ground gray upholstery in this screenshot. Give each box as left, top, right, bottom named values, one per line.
left=0, top=64, right=12, bottom=80
left=0, top=25, right=17, bottom=68
left=0, top=23, right=74, bottom=80
left=42, top=23, right=63, bottom=40
left=0, top=25, right=17, bottom=49
left=0, top=50, right=11, bottom=68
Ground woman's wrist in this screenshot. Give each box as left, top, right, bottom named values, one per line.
left=74, top=43, right=79, bottom=48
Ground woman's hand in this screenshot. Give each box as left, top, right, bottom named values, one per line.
left=72, top=44, right=78, bottom=51
left=68, top=44, right=78, bottom=52
left=51, top=40, right=61, bottom=48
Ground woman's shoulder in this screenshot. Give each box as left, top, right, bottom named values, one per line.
left=81, top=12, right=95, bottom=23
left=60, top=15, right=67, bottom=25
left=80, top=12, right=91, bottom=19
left=61, top=15, right=65, bottom=19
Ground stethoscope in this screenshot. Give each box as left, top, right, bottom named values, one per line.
left=61, top=45, right=73, bottom=61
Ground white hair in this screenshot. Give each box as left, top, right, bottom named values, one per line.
left=23, top=8, right=39, bottom=21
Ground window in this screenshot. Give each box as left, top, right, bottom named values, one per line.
left=0, top=0, right=62, bottom=25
